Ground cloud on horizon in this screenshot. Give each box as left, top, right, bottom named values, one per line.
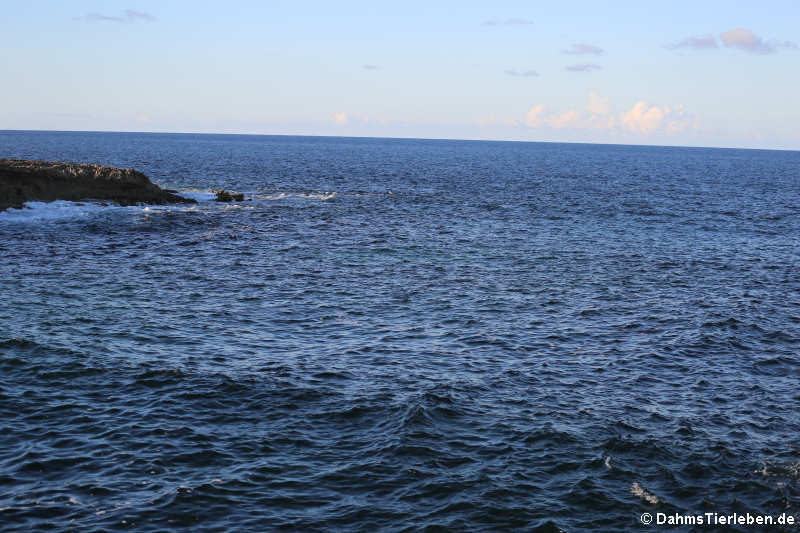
left=331, top=112, right=373, bottom=126
left=563, top=43, right=604, bottom=55
left=522, top=92, right=692, bottom=135
left=620, top=102, right=686, bottom=134
left=483, top=18, right=534, bottom=27
left=81, top=9, right=156, bottom=23
left=566, top=63, right=602, bottom=72
left=505, top=69, right=539, bottom=77
left=586, top=92, right=610, bottom=115
left=362, top=64, right=381, bottom=70
left=665, top=34, right=719, bottom=50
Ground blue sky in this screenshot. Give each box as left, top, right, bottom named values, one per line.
left=2, top=1, right=798, bottom=149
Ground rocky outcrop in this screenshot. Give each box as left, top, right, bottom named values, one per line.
left=0, top=159, right=196, bottom=211
left=214, top=190, right=244, bottom=202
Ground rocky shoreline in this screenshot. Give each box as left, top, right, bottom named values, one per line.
left=0, top=159, right=196, bottom=211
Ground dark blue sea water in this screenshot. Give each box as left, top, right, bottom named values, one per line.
left=1, top=131, right=799, bottom=532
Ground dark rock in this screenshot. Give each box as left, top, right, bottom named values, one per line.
left=0, top=159, right=197, bottom=211
left=214, top=190, right=244, bottom=202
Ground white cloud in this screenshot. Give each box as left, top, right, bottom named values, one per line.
left=586, top=92, right=609, bottom=115
left=620, top=102, right=668, bottom=134
left=547, top=110, right=581, bottom=128
left=524, top=104, right=546, bottom=127
left=125, top=10, right=156, bottom=22
left=666, top=34, right=718, bottom=50
left=331, top=112, right=373, bottom=126
left=521, top=94, right=691, bottom=136
left=720, top=28, right=774, bottom=54
left=566, top=63, right=602, bottom=72
left=666, top=29, right=796, bottom=55
left=775, top=40, right=799, bottom=51
left=619, top=102, right=692, bottom=134
left=483, top=18, right=534, bottom=26
left=563, top=43, right=604, bottom=55
left=81, top=10, right=156, bottom=23
left=505, top=69, right=539, bottom=77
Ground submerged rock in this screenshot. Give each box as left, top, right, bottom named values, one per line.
left=0, top=159, right=196, bottom=211
left=214, top=190, right=244, bottom=202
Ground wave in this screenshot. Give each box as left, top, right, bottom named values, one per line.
left=172, top=189, right=338, bottom=203
left=256, top=191, right=337, bottom=201
left=629, top=482, right=660, bottom=504
left=176, top=190, right=218, bottom=202
left=0, top=200, right=125, bottom=223
left=0, top=199, right=206, bottom=223
left=0, top=189, right=340, bottom=223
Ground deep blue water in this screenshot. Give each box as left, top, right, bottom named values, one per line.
left=1, top=131, right=799, bottom=532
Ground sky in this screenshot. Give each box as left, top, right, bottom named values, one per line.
left=2, top=1, right=799, bottom=149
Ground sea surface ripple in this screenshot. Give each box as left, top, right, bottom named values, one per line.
left=1, top=132, right=799, bottom=532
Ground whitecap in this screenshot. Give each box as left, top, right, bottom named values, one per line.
left=176, top=190, right=217, bottom=202
left=630, top=482, right=660, bottom=504
left=259, top=191, right=337, bottom=201
left=0, top=200, right=118, bottom=223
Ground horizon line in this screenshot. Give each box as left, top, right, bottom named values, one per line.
left=1, top=128, right=797, bottom=153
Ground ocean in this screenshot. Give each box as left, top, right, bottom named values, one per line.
left=1, top=131, right=798, bottom=532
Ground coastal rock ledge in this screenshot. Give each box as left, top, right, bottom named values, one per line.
left=0, top=159, right=196, bottom=211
